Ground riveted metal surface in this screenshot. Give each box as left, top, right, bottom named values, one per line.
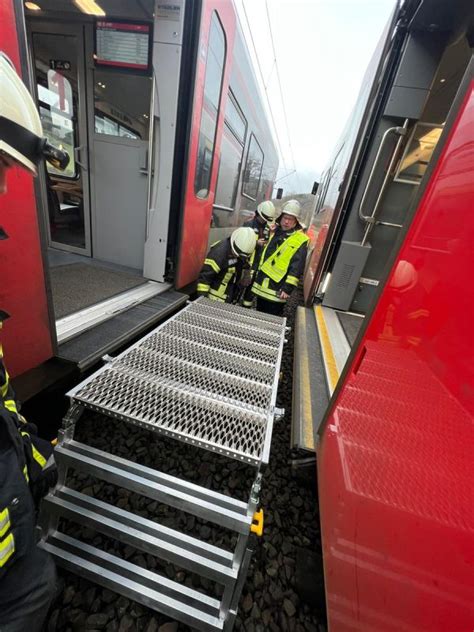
left=69, top=299, right=286, bottom=465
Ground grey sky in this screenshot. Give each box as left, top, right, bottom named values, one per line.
left=235, top=0, right=397, bottom=194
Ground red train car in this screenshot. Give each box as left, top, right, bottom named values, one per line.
left=294, top=0, right=474, bottom=629
left=0, top=0, right=278, bottom=387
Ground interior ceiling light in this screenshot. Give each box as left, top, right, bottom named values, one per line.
left=440, top=78, right=446, bottom=83
left=25, top=2, right=42, bottom=10
left=74, top=0, right=105, bottom=16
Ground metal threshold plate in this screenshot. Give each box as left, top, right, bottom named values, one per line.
left=56, top=281, right=171, bottom=344
left=69, top=298, right=286, bottom=466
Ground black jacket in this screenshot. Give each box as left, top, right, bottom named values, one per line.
left=197, top=238, right=248, bottom=303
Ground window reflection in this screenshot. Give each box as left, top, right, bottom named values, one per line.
left=194, top=12, right=226, bottom=198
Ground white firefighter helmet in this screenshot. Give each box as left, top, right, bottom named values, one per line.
left=0, top=53, right=43, bottom=175
left=230, top=226, right=257, bottom=258
left=281, top=199, right=302, bottom=221
left=256, top=200, right=276, bottom=223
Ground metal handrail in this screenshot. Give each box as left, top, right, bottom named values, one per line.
left=358, top=123, right=408, bottom=221
left=359, top=120, right=409, bottom=246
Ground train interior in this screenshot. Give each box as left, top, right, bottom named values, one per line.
left=292, top=0, right=474, bottom=451
left=24, top=0, right=187, bottom=369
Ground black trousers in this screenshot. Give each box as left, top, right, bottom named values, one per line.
left=256, top=297, right=285, bottom=316
left=0, top=544, right=56, bottom=631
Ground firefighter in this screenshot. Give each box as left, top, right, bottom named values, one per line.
left=243, top=200, right=276, bottom=245
left=197, top=226, right=257, bottom=303
left=0, top=53, right=69, bottom=631
left=241, top=201, right=276, bottom=308
left=251, top=199, right=309, bottom=316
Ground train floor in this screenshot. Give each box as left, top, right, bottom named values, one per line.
left=48, top=250, right=146, bottom=319
left=42, top=290, right=326, bottom=632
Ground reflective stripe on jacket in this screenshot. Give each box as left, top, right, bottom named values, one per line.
left=252, top=228, right=308, bottom=303
left=0, top=319, right=54, bottom=574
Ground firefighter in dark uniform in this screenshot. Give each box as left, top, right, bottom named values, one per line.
left=251, top=199, right=309, bottom=316
left=241, top=201, right=276, bottom=308
left=0, top=53, right=69, bottom=631
left=197, top=227, right=257, bottom=303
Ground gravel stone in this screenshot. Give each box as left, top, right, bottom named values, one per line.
left=242, top=592, right=253, bottom=613
left=86, top=613, right=111, bottom=629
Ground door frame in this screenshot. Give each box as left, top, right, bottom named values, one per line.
left=26, top=20, right=92, bottom=256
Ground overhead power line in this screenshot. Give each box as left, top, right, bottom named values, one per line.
left=264, top=0, right=302, bottom=192
left=241, top=0, right=294, bottom=182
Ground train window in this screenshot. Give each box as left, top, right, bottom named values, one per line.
left=194, top=12, right=226, bottom=198
left=214, top=93, right=247, bottom=210
left=242, top=134, right=264, bottom=200
left=395, top=123, right=444, bottom=185
left=93, top=70, right=151, bottom=140
left=225, top=94, right=247, bottom=144
left=214, top=128, right=244, bottom=210
left=37, top=73, right=76, bottom=179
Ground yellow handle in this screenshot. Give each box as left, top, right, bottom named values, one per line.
left=51, top=438, right=58, bottom=446
left=251, top=509, right=264, bottom=537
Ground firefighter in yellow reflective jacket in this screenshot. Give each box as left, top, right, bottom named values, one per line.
left=0, top=53, right=69, bottom=631
left=197, top=227, right=257, bottom=303
left=251, top=199, right=309, bottom=316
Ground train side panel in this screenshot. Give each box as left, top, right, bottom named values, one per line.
left=175, top=0, right=236, bottom=289
left=0, top=0, right=54, bottom=377
left=317, top=76, right=474, bottom=631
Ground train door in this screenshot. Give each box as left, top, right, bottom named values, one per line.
left=319, top=2, right=473, bottom=314
left=28, top=21, right=152, bottom=270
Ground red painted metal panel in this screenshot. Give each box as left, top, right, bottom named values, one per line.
left=0, top=0, right=54, bottom=377
left=175, top=0, right=236, bottom=289
left=318, top=83, right=474, bottom=630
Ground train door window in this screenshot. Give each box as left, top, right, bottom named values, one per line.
left=242, top=134, right=264, bottom=200
left=37, top=72, right=76, bottom=179
left=214, top=93, right=247, bottom=212
left=93, top=70, right=151, bottom=140
left=395, top=123, right=444, bottom=185
left=194, top=12, right=226, bottom=198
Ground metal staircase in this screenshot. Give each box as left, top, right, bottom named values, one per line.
left=39, top=298, right=287, bottom=631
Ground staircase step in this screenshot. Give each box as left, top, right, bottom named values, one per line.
left=55, top=441, right=251, bottom=534
left=41, top=531, right=224, bottom=632
left=44, top=487, right=237, bottom=585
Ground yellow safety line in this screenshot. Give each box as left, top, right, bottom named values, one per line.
left=314, top=305, right=340, bottom=393
left=298, top=309, right=315, bottom=451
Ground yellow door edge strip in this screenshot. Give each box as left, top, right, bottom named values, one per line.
left=298, top=309, right=315, bottom=451
left=314, top=305, right=340, bottom=394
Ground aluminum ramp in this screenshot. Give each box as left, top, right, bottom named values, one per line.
left=39, top=297, right=287, bottom=631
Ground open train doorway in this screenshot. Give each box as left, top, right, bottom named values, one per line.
left=23, top=2, right=172, bottom=347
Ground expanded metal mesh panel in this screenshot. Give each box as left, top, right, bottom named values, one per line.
left=73, top=369, right=267, bottom=464
left=195, top=297, right=284, bottom=325
left=70, top=299, right=285, bottom=465
left=114, top=347, right=272, bottom=412
left=176, top=311, right=282, bottom=347
left=141, top=333, right=276, bottom=385
left=189, top=299, right=285, bottom=332
left=160, top=321, right=280, bottom=363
